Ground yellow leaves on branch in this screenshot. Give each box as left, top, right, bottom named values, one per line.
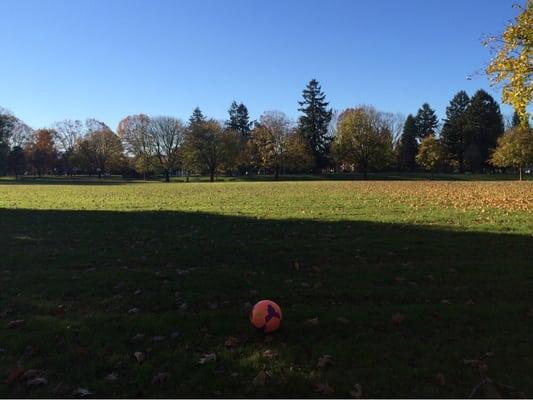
left=485, top=1, right=532, bottom=125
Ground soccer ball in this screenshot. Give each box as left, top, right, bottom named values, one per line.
left=250, top=300, right=282, bottom=333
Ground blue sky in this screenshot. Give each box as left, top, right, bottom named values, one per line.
left=0, top=0, right=520, bottom=130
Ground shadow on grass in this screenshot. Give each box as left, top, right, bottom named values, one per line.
left=0, top=209, right=532, bottom=397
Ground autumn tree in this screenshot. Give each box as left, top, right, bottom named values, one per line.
left=117, top=114, right=155, bottom=179
left=490, top=126, right=533, bottom=180
left=440, top=91, right=471, bottom=172
left=149, top=116, right=185, bottom=182
left=0, top=110, right=16, bottom=175
left=284, top=129, right=314, bottom=172
left=414, top=103, right=438, bottom=139
left=182, top=119, right=240, bottom=182
left=416, top=134, right=446, bottom=178
left=396, top=114, right=418, bottom=170
left=332, top=106, right=394, bottom=179
left=8, top=146, right=25, bottom=179
left=26, top=129, right=57, bottom=176
left=485, top=1, right=532, bottom=126
left=297, top=79, right=333, bottom=172
left=53, top=119, right=85, bottom=173
left=84, top=128, right=124, bottom=177
left=247, top=111, right=294, bottom=179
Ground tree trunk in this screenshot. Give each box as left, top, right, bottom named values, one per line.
left=209, top=169, right=215, bottom=182
left=143, top=171, right=147, bottom=181
left=519, top=165, right=522, bottom=181
left=274, top=165, right=280, bottom=180
left=164, top=170, right=170, bottom=182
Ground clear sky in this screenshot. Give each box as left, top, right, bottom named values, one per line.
left=0, top=0, right=520, bottom=130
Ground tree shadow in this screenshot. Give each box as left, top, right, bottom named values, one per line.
left=0, top=209, right=532, bottom=397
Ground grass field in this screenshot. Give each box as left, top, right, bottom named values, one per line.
left=0, top=179, right=532, bottom=397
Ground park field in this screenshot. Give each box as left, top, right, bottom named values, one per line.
left=0, top=179, right=532, bottom=397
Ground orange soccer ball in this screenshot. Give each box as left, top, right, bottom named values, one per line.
left=250, top=300, right=282, bottom=333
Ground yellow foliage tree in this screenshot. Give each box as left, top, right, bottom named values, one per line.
left=490, top=126, right=533, bottom=180
left=485, top=1, right=532, bottom=126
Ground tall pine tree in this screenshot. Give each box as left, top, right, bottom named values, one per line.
left=226, top=101, right=252, bottom=140
left=440, top=91, right=471, bottom=173
left=189, top=107, right=206, bottom=126
left=414, top=103, right=438, bottom=139
left=465, top=90, right=504, bottom=172
left=396, top=114, right=418, bottom=171
left=297, top=79, right=333, bottom=172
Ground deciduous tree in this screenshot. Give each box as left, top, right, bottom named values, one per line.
left=332, top=106, right=394, bottom=179
left=149, top=116, right=185, bottom=182
left=416, top=134, right=446, bottom=178
left=485, top=1, right=532, bottom=126
left=490, top=126, right=533, bottom=180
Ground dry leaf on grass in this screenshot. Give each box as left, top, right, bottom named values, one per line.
left=391, top=313, right=405, bottom=326
left=306, top=317, right=319, bottom=326
left=435, top=372, right=446, bottom=386
left=4, top=367, right=25, bottom=385
left=27, top=377, right=47, bottom=387
left=7, top=320, right=24, bottom=328
left=349, top=383, right=363, bottom=398
left=152, top=372, right=171, bottom=385
left=134, top=351, right=145, bottom=363
left=253, top=370, right=268, bottom=386
left=198, top=353, right=216, bottom=364
left=317, top=355, right=334, bottom=368
left=314, top=382, right=335, bottom=396
left=73, top=387, right=92, bottom=397
left=262, top=349, right=276, bottom=359
left=224, top=336, right=240, bottom=348
left=130, top=333, right=145, bottom=343
left=104, top=372, right=118, bottom=382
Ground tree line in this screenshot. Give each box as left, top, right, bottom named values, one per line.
left=0, top=80, right=531, bottom=181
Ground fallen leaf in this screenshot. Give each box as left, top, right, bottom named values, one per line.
left=170, top=331, right=181, bottom=339
left=392, top=313, right=405, bottom=326
left=130, top=333, right=145, bottom=343
left=133, top=289, right=142, bottom=296
left=337, top=317, right=350, bottom=324
left=262, top=349, right=276, bottom=359
left=253, top=370, right=267, bottom=386
left=293, top=261, right=300, bottom=271
left=21, top=369, right=42, bottom=380
left=198, top=353, right=216, bottom=364
left=73, top=387, right=92, bottom=397
left=314, top=382, right=335, bottom=396
left=7, top=320, right=24, bottom=328
left=317, top=355, right=335, bottom=368
left=349, top=383, right=363, bottom=398
left=151, top=335, right=165, bottom=343
left=306, top=317, right=319, bottom=326
left=127, top=308, right=139, bottom=315
left=224, top=336, right=240, bottom=348
left=27, top=377, right=47, bottom=387
left=151, top=372, right=171, bottom=385
left=4, top=367, right=25, bottom=385
left=104, top=372, right=118, bottom=382
left=435, top=372, right=446, bottom=386
left=52, top=382, right=71, bottom=395
left=134, top=351, right=145, bottom=363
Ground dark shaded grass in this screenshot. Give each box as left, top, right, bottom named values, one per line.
left=0, top=209, right=532, bottom=397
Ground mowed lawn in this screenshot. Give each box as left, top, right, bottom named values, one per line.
left=0, top=180, right=532, bottom=397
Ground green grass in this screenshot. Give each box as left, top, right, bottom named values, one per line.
left=0, top=180, right=532, bottom=397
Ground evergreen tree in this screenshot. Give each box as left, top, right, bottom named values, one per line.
left=396, top=114, right=418, bottom=171
left=297, top=79, right=333, bottom=172
left=465, top=90, right=504, bottom=172
left=414, top=103, right=438, bottom=139
left=440, top=91, right=471, bottom=173
left=226, top=101, right=252, bottom=139
left=189, top=107, right=206, bottom=126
